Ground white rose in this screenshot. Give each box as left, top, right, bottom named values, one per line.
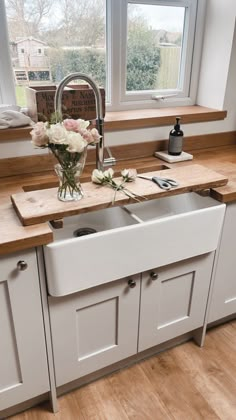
left=67, top=132, right=87, bottom=153
left=91, top=169, right=105, bottom=184
left=47, top=123, right=69, bottom=145
left=121, top=168, right=137, bottom=182
left=77, top=119, right=90, bottom=131
left=103, top=168, right=114, bottom=180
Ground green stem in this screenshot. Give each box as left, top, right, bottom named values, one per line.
left=58, top=165, right=81, bottom=199
left=105, top=180, right=146, bottom=204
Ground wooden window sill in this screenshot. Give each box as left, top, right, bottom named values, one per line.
left=0, top=105, right=227, bottom=141
left=104, top=106, right=227, bottom=131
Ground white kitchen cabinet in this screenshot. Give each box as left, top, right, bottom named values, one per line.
left=48, top=253, right=215, bottom=388
left=138, top=253, right=214, bottom=352
left=0, top=249, right=50, bottom=413
left=48, top=274, right=140, bottom=387
left=208, top=203, right=236, bottom=323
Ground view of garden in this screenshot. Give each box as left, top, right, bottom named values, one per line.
left=5, top=0, right=182, bottom=106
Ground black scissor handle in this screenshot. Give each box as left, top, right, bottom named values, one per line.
left=152, top=177, right=172, bottom=190
left=162, top=178, right=179, bottom=187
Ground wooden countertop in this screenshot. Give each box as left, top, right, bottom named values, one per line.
left=1, top=144, right=236, bottom=255
left=0, top=184, right=53, bottom=256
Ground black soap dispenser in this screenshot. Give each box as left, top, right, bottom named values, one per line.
left=168, top=117, right=183, bottom=156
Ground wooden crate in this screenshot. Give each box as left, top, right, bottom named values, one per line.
left=26, top=84, right=106, bottom=122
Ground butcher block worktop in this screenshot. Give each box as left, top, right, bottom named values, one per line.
left=2, top=141, right=236, bottom=255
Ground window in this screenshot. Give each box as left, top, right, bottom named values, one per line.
left=0, top=0, right=205, bottom=111
left=1, top=0, right=106, bottom=108
left=126, top=4, right=185, bottom=92
left=21, top=48, right=24, bottom=53
left=107, top=0, right=206, bottom=110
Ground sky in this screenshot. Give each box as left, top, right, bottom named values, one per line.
left=129, top=4, right=185, bottom=32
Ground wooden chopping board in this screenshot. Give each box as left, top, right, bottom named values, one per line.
left=11, top=164, right=228, bottom=226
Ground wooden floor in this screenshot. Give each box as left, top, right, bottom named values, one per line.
left=10, top=320, right=236, bottom=420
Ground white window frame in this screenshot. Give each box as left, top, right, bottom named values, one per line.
left=106, top=0, right=206, bottom=111
left=0, top=1, right=16, bottom=105
left=0, top=0, right=206, bottom=111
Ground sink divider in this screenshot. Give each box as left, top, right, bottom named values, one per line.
left=121, top=206, right=144, bottom=224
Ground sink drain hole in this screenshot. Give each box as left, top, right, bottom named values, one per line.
left=73, top=227, right=97, bottom=237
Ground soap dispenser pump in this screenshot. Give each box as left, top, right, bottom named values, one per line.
left=168, top=117, right=183, bottom=156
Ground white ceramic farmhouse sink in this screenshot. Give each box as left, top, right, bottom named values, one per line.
left=44, top=193, right=226, bottom=297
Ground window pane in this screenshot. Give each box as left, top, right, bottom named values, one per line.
left=5, top=0, right=106, bottom=108
left=126, top=3, right=185, bottom=92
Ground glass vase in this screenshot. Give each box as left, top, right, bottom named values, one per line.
left=54, top=149, right=87, bottom=202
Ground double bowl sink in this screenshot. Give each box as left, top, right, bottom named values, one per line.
left=44, top=193, right=226, bottom=297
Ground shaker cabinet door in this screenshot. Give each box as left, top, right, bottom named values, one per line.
left=0, top=249, right=49, bottom=412
left=138, top=254, right=214, bottom=352
left=49, top=275, right=140, bottom=387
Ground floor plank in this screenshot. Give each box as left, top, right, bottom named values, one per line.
left=173, top=323, right=236, bottom=420
left=141, top=352, right=219, bottom=420
left=107, top=364, right=172, bottom=420
left=9, top=320, right=236, bottom=420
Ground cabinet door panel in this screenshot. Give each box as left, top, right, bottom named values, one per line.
left=0, top=281, right=22, bottom=394
left=139, top=254, right=214, bottom=352
left=209, top=203, right=236, bottom=322
left=49, top=275, right=140, bottom=387
left=0, top=250, right=49, bottom=412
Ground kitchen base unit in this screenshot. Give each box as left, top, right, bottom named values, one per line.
left=48, top=275, right=140, bottom=387
left=48, top=253, right=215, bottom=388
left=0, top=249, right=50, bottom=414
left=139, top=254, right=214, bottom=352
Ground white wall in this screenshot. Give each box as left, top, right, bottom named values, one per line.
left=197, top=0, right=236, bottom=111
left=1, top=0, right=236, bottom=158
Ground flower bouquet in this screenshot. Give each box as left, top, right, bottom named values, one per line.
left=92, top=168, right=146, bottom=204
left=30, top=118, right=100, bottom=201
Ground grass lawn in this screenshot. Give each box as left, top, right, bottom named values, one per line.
left=15, top=85, right=27, bottom=107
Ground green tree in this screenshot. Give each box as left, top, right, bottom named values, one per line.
left=47, top=47, right=67, bottom=81
left=48, top=48, right=105, bottom=87
left=57, top=0, right=105, bottom=47
left=6, top=0, right=53, bottom=39
left=6, top=0, right=105, bottom=47
left=67, top=49, right=105, bottom=86
left=126, top=20, right=161, bottom=91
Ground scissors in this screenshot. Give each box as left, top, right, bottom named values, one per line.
left=137, top=175, right=179, bottom=190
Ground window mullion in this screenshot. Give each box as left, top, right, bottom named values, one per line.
left=107, top=0, right=123, bottom=110
left=119, top=0, right=129, bottom=104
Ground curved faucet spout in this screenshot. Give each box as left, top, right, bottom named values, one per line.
left=54, top=73, right=104, bottom=171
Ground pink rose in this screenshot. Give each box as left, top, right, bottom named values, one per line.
left=81, top=127, right=101, bottom=144
left=63, top=119, right=79, bottom=132
left=81, top=129, right=93, bottom=144
left=30, top=122, right=49, bottom=147
left=90, top=128, right=101, bottom=143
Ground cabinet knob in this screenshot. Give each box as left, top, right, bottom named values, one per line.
left=17, top=260, right=28, bottom=271
left=128, top=278, right=136, bottom=288
left=150, top=271, right=158, bottom=280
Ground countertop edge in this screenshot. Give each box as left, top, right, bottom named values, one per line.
left=0, top=232, right=53, bottom=256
